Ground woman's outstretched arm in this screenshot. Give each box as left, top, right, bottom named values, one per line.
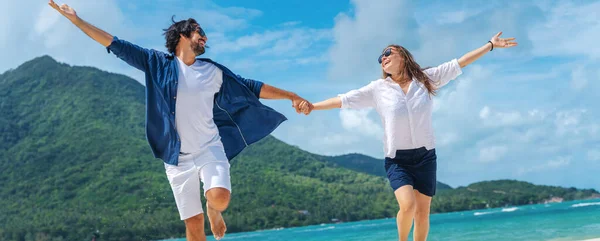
left=457, top=31, right=518, bottom=68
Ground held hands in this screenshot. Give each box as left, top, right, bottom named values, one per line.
left=490, top=32, right=518, bottom=49
left=290, top=95, right=313, bottom=115
left=298, top=100, right=313, bottom=115
left=48, top=0, right=78, bottom=22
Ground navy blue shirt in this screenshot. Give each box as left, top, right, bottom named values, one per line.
left=107, top=36, right=287, bottom=165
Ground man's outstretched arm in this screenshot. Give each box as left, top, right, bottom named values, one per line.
left=48, top=0, right=113, bottom=47
left=259, top=84, right=313, bottom=114
left=49, top=0, right=156, bottom=73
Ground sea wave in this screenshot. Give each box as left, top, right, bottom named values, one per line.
left=473, top=211, right=496, bottom=216
left=571, top=202, right=600, bottom=208
left=474, top=207, right=519, bottom=216
left=293, top=226, right=335, bottom=233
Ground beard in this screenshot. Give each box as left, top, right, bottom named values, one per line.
left=191, top=41, right=205, bottom=56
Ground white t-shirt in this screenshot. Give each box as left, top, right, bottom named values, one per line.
left=339, top=59, right=462, bottom=158
left=175, top=57, right=224, bottom=154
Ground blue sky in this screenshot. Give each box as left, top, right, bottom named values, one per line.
left=3, top=0, right=599, bottom=190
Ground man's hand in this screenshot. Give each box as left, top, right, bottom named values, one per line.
left=298, top=100, right=313, bottom=115
left=49, top=0, right=78, bottom=22
left=257, top=84, right=313, bottom=114
left=46, top=0, right=113, bottom=47
left=291, top=95, right=313, bottom=115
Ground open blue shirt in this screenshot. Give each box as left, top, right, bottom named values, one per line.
left=107, top=36, right=287, bottom=165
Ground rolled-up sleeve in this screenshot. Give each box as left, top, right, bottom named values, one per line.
left=423, top=58, right=463, bottom=88
left=236, top=75, right=264, bottom=98
left=339, top=82, right=376, bottom=109
left=106, top=36, right=156, bottom=73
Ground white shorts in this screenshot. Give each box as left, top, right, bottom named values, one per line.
left=164, top=145, right=231, bottom=220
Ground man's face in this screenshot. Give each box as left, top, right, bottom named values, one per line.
left=189, top=25, right=207, bottom=56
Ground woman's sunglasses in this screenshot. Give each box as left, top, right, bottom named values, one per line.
left=378, top=48, right=392, bottom=64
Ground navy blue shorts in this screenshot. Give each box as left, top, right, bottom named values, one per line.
left=384, top=147, right=437, bottom=197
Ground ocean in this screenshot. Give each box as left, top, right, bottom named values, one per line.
left=161, top=198, right=600, bottom=241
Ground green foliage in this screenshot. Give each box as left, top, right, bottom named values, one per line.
left=431, top=180, right=600, bottom=213
left=0, top=56, right=597, bottom=241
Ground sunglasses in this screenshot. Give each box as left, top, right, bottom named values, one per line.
left=195, top=26, right=206, bottom=37
left=378, top=48, right=392, bottom=64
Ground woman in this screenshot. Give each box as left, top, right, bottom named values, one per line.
left=300, top=32, right=517, bottom=241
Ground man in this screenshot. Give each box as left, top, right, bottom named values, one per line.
left=48, top=1, right=314, bottom=241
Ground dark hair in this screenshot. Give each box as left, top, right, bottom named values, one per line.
left=381, top=44, right=437, bottom=96
left=163, top=16, right=199, bottom=53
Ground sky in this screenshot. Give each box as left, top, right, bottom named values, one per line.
left=3, top=0, right=599, bottom=190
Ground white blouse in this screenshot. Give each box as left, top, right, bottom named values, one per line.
left=339, top=59, right=462, bottom=158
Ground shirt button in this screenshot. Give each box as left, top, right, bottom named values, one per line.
left=172, top=112, right=175, bottom=115
left=174, top=96, right=177, bottom=99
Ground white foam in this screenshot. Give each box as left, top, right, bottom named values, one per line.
left=474, top=211, right=495, bottom=216
left=502, top=207, right=519, bottom=212
left=571, top=202, right=600, bottom=208
left=293, top=226, right=335, bottom=233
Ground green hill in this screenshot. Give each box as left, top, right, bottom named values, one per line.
left=432, top=180, right=600, bottom=213
left=0, top=56, right=597, bottom=241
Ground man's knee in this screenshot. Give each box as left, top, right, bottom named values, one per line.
left=184, top=214, right=205, bottom=227
left=206, top=187, right=230, bottom=211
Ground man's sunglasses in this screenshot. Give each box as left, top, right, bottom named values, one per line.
left=196, top=26, right=206, bottom=37
left=378, top=48, right=392, bottom=64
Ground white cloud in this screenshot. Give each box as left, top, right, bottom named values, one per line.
left=554, top=109, right=587, bottom=136
left=479, top=106, right=523, bottom=127
left=270, top=107, right=384, bottom=157
left=258, top=29, right=331, bottom=56
left=570, top=64, right=600, bottom=91
left=208, top=26, right=332, bottom=74
left=479, top=106, right=491, bottom=119
left=280, top=21, right=302, bottom=27
left=529, top=1, right=600, bottom=58
left=479, top=146, right=508, bottom=163
left=478, top=106, right=552, bottom=129
left=436, top=132, right=459, bottom=147
left=588, top=150, right=600, bottom=161
left=211, top=31, right=288, bottom=53
left=327, top=0, right=418, bottom=82
left=339, top=109, right=383, bottom=139
left=315, top=133, right=361, bottom=147
left=517, top=157, right=572, bottom=175
left=0, top=0, right=148, bottom=82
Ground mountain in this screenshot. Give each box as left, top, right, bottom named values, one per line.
left=1, top=56, right=597, bottom=241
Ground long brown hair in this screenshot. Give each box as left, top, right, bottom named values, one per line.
left=381, top=45, right=436, bottom=96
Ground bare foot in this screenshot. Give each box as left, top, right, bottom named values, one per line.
left=206, top=205, right=227, bottom=240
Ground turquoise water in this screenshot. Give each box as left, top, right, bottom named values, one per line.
left=162, top=199, right=600, bottom=241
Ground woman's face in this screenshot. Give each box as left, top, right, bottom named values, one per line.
left=380, top=47, right=404, bottom=76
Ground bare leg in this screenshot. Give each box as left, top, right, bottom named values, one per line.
left=394, top=185, right=417, bottom=241
left=413, top=190, right=432, bottom=241
left=205, top=187, right=230, bottom=240
left=184, top=214, right=206, bottom=241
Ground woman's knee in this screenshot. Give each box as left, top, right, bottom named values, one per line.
left=395, top=186, right=417, bottom=213
left=414, top=206, right=430, bottom=221
left=399, top=200, right=416, bottom=214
